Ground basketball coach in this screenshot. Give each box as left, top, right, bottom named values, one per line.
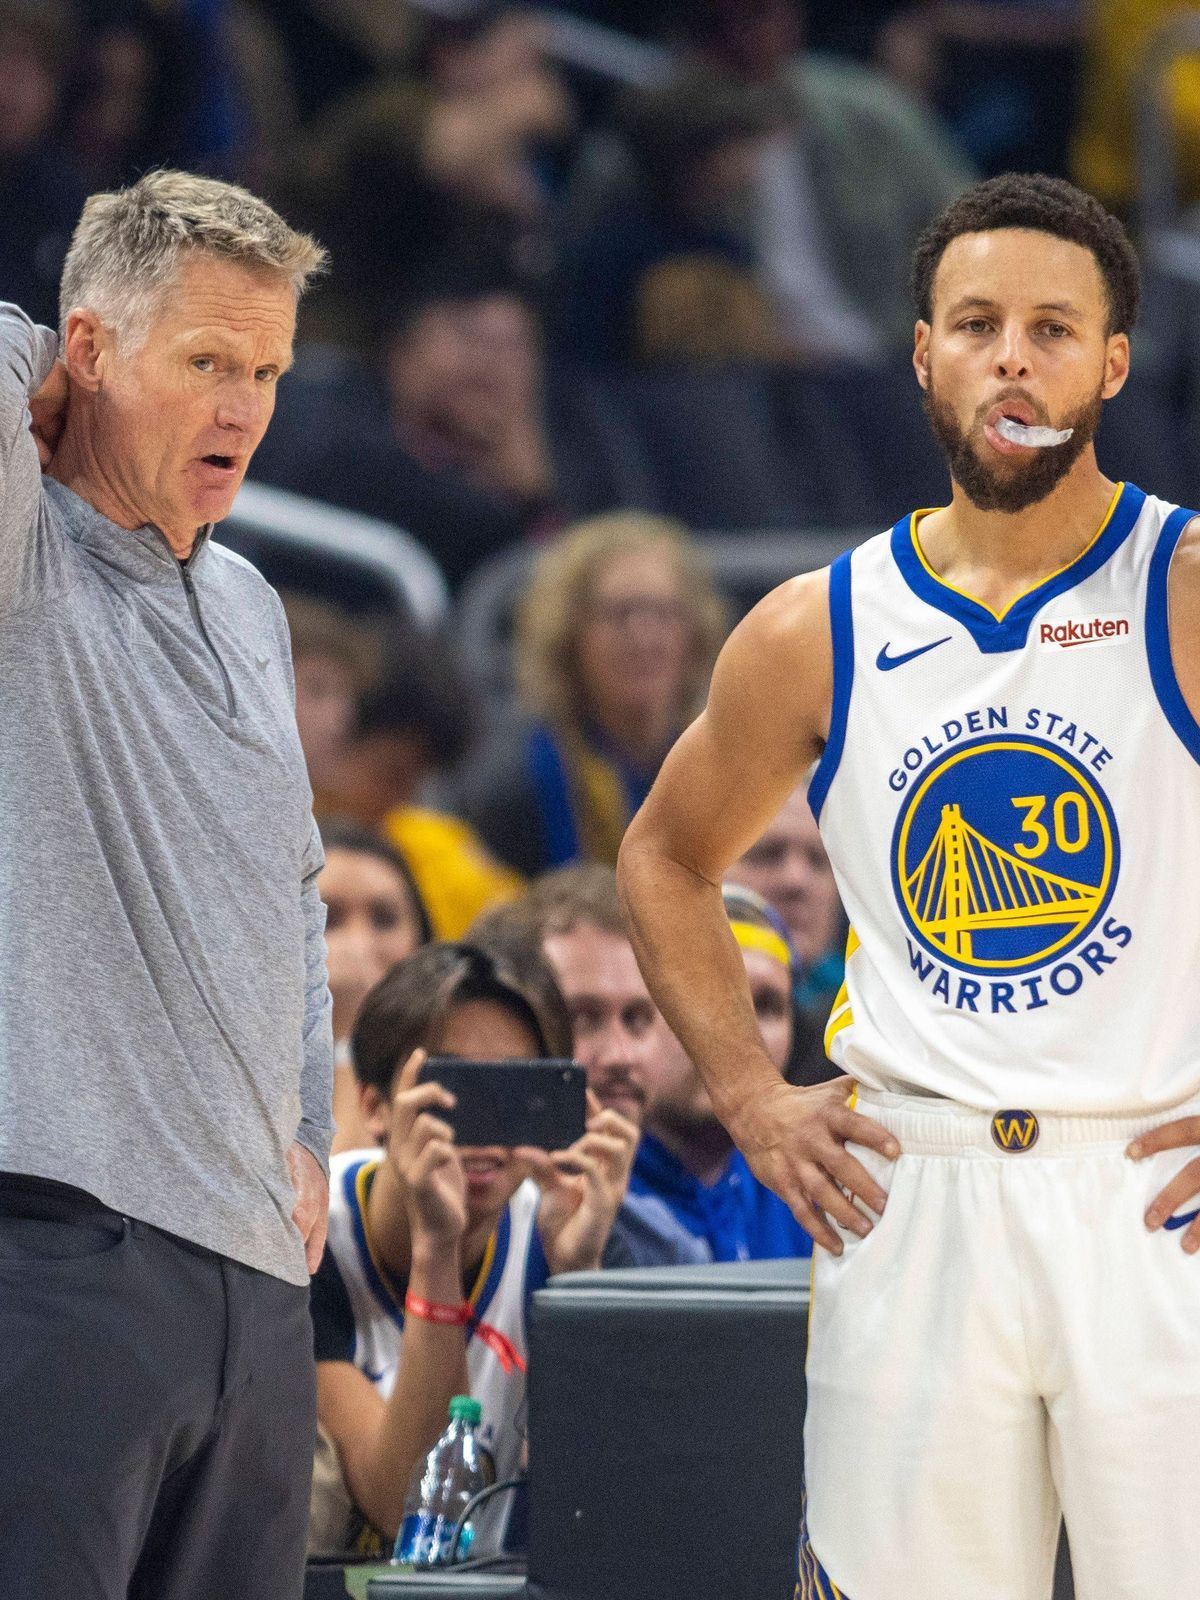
left=0, top=171, right=335, bottom=1597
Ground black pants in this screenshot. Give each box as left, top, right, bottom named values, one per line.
left=0, top=1174, right=316, bottom=1600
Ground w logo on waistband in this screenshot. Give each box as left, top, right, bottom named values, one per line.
left=991, top=1110, right=1040, bottom=1152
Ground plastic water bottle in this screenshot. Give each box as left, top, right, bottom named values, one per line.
left=394, top=1395, right=492, bottom=1566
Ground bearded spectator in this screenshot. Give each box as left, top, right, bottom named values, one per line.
left=472, top=864, right=712, bottom=1265
left=628, top=887, right=814, bottom=1261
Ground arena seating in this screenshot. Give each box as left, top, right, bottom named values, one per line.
left=453, top=527, right=868, bottom=710
left=250, top=352, right=1200, bottom=571
left=221, top=481, right=448, bottom=625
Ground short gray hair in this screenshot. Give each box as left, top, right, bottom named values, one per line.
left=59, top=168, right=328, bottom=346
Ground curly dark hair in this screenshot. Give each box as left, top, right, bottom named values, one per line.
left=911, top=173, right=1140, bottom=337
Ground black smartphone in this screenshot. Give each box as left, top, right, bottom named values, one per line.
left=417, top=1057, right=587, bottom=1151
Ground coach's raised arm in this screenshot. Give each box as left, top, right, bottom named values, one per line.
left=0, top=303, right=64, bottom=606
left=0, top=171, right=335, bottom=1599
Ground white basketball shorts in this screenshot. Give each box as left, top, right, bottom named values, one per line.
left=803, top=1088, right=1200, bottom=1600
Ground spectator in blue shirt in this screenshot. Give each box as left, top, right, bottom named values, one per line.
left=630, top=886, right=812, bottom=1261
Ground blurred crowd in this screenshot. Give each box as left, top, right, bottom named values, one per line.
left=8, top=0, right=1200, bottom=1567
left=296, top=504, right=853, bottom=1560
left=9, top=0, right=1200, bottom=590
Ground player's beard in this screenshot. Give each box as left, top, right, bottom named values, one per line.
left=923, top=378, right=1104, bottom=514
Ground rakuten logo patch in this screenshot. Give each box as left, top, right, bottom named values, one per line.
left=1039, top=615, right=1130, bottom=648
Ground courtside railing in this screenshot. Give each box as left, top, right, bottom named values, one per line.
left=219, top=479, right=449, bottom=628
left=455, top=528, right=872, bottom=705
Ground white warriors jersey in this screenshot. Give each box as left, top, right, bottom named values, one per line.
left=326, top=1150, right=547, bottom=1492
left=809, top=480, right=1200, bottom=1112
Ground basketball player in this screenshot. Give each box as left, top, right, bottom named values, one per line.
left=617, top=173, right=1200, bottom=1600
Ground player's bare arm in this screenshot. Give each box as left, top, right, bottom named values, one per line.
left=1129, top=517, right=1200, bottom=1252
left=618, top=571, right=900, bottom=1255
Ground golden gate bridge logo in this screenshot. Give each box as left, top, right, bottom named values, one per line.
left=903, top=801, right=1103, bottom=962
left=892, top=737, right=1118, bottom=974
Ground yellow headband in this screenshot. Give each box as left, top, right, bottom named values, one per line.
left=729, top=920, right=791, bottom=971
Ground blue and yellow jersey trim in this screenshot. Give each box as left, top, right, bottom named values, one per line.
left=808, top=551, right=855, bottom=822
left=822, top=928, right=860, bottom=1057
left=890, top=481, right=1143, bottom=654
left=795, top=1491, right=850, bottom=1600
left=347, top=1157, right=508, bottom=1332
left=910, top=479, right=1123, bottom=623
left=1147, top=503, right=1200, bottom=767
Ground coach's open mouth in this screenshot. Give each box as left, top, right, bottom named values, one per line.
left=201, top=454, right=237, bottom=471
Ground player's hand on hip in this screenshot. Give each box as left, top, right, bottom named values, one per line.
left=288, top=1140, right=331, bottom=1274
left=29, top=359, right=68, bottom=469
left=727, top=1075, right=900, bottom=1255
left=1129, top=1114, right=1200, bottom=1253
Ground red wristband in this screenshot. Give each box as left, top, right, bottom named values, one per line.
left=404, top=1291, right=528, bottom=1375
left=404, top=1291, right=470, bottom=1327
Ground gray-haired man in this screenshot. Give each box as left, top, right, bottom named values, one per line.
left=0, top=171, right=334, bottom=1597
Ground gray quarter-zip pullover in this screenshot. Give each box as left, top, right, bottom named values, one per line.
left=0, top=303, right=333, bottom=1286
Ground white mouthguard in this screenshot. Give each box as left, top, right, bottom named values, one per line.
left=994, top=416, right=1074, bottom=448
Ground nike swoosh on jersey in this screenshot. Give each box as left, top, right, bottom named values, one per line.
left=1163, top=1207, right=1200, bottom=1231
left=876, top=636, right=953, bottom=671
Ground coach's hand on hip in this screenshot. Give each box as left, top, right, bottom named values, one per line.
left=288, top=1141, right=330, bottom=1273
left=727, top=1074, right=900, bottom=1256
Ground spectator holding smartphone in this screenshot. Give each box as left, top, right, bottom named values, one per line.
left=309, top=942, right=636, bottom=1557
left=472, top=864, right=711, bottom=1266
